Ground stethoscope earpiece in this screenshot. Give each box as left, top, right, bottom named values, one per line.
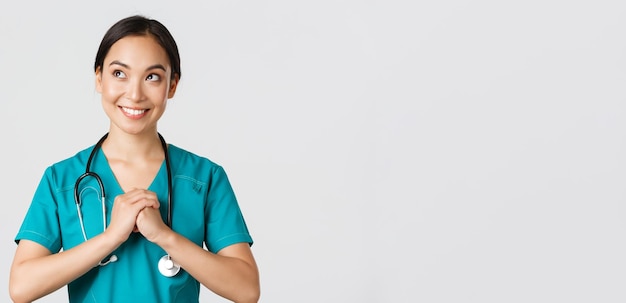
left=99, top=254, right=118, bottom=266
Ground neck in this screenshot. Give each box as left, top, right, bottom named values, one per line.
left=101, top=128, right=165, bottom=162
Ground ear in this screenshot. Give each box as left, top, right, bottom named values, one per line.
left=167, top=74, right=180, bottom=99
left=95, top=66, right=103, bottom=93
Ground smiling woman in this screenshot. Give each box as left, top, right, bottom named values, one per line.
left=96, top=35, right=176, bottom=136
left=8, top=15, right=260, bottom=303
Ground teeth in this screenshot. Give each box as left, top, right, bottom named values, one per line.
left=122, top=107, right=147, bottom=116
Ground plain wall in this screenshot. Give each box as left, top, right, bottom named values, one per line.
left=1, top=1, right=625, bottom=302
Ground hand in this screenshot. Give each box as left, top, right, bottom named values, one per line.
left=105, top=189, right=160, bottom=244
left=136, top=206, right=169, bottom=243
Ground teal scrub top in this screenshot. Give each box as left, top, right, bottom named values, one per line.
left=15, top=143, right=253, bottom=303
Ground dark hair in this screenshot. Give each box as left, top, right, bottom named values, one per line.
left=94, top=15, right=181, bottom=80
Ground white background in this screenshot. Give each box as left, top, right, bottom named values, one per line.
left=1, top=1, right=626, bottom=302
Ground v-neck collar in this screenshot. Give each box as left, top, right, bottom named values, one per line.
left=91, top=147, right=168, bottom=205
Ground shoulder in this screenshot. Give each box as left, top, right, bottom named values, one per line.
left=168, top=144, right=227, bottom=179
left=44, top=145, right=95, bottom=188
left=49, top=145, right=93, bottom=172
left=168, top=144, right=221, bottom=167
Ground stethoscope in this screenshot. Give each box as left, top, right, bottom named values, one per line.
left=74, top=132, right=181, bottom=277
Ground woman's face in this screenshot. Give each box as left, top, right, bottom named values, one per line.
left=95, top=35, right=178, bottom=136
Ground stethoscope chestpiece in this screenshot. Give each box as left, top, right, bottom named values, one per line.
left=158, top=255, right=181, bottom=277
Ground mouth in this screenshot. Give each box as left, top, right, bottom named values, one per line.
left=120, top=106, right=149, bottom=118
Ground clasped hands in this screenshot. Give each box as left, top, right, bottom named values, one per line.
left=106, top=188, right=169, bottom=243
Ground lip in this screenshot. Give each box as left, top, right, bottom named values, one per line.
left=119, top=106, right=149, bottom=119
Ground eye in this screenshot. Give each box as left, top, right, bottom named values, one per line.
left=146, top=74, right=161, bottom=82
left=113, top=70, right=126, bottom=79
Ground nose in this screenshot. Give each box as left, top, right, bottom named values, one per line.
left=126, top=78, right=145, bottom=102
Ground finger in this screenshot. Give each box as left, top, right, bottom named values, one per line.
left=139, top=196, right=160, bottom=209
left=116, top=190, right=161, bottom=208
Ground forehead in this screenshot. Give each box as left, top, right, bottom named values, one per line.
left=104, top=35, right=170, bottom=68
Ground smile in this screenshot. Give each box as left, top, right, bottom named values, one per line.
left=120, top=106, right=148, bottom=116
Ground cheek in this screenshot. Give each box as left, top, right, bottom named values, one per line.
left=100, top=81, right=125, bottom=100
left=147, top=84, right=170, bottom=100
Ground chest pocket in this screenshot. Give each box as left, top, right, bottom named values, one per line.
left=171, top=176, right=206, bottom=246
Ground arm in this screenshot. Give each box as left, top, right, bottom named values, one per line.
left=137, top=208, right=260, bottom=303
left=160, top=231, right=259, bottom=303
left=10, top=189, right=160, bottom=303
left=9, top=234, right=122, bottom=303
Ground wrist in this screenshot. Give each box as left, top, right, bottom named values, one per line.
left=152, top=228, right=176, bottom=249
left=101, top=229, right=127, bottom=247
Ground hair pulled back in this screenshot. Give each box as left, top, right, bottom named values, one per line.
left=94, top=15, right=181, bottom=80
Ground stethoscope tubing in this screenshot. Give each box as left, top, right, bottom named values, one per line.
left=73, top=133, right=177, bottom=275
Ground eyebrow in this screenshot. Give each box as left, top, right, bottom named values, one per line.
left=109, top=60, right=167, bottom=72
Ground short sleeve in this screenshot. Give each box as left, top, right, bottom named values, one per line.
left=204, top=165, right=253, bottom=253
left=15, top=167, right=62, bottom=253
